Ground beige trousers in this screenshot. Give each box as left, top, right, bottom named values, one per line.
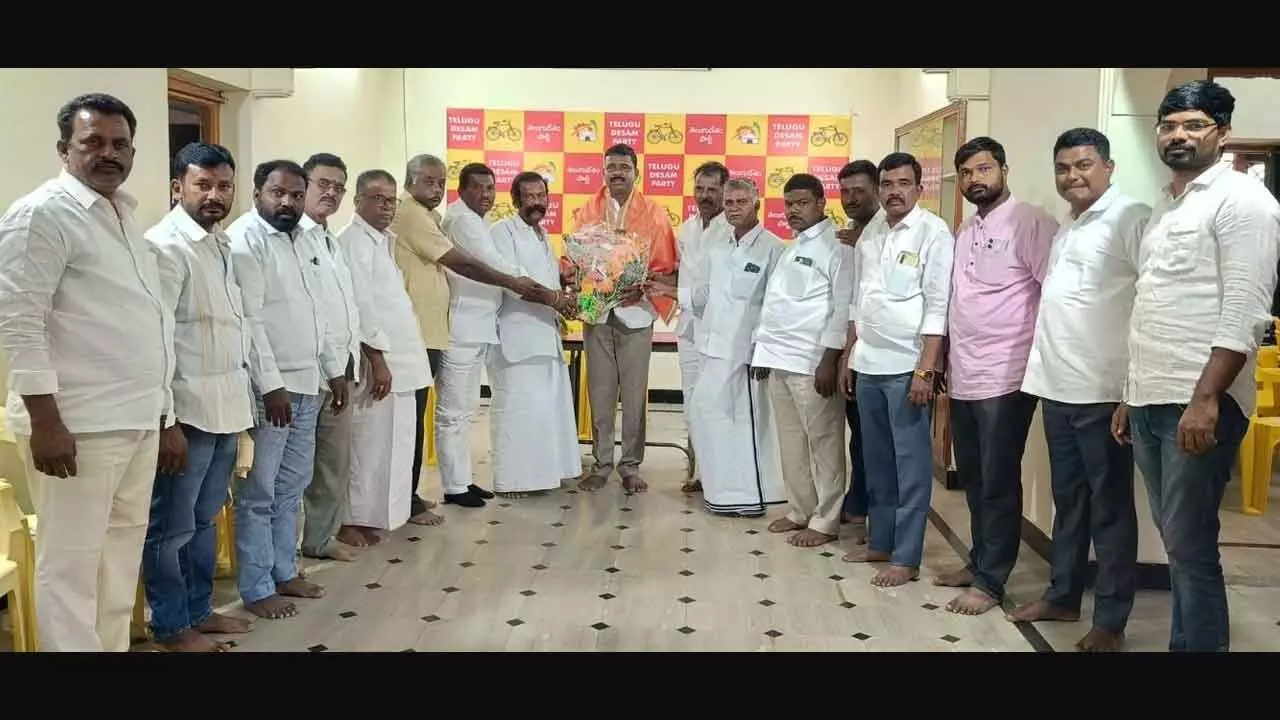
left=19, top=429, right=158, bottom=652
left=767, top=369, right=848, bottom=536
left=584, top=314, right=654, bottom=480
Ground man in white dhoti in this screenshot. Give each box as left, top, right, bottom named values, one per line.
left=437, top=163, right=562, bottom=507
left=675, top=161, right=729, bottom=494
left=337, top=169, right=433, bottom=532
left=688, top=178, right=786, bottom=516
left=0, top=94, right=177, bottom=651
left=488, top=171, right=581, bottom=497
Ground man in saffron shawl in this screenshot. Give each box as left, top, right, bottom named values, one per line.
left=568, top=143, right=678, bottom=493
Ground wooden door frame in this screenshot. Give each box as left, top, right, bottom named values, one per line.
left=167, top=75, right=224, bottom=146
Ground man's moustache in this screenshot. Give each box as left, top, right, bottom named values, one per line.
left=95, top=161, right=123, bottom=172
left=527, top=204, right=547, bottom=215
left=201, top=202, right=226, bottom=213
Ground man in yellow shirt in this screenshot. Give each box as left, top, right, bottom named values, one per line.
left=392, top=153, right=556, bottom=523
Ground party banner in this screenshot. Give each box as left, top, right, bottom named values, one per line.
left=445, top=108, right=854, bottom=256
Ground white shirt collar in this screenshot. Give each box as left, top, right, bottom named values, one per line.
left=56, top=168, right=137, bottom=211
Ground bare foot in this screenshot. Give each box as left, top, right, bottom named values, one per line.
left=871, top=565, right=919, bottom=587
left=578, top=475, right=607, bottom=492
left=681, top=479, right=702, bottom=493
left=358, top=527, right=386, bottom=545
left=197, top=612, right=253, bottom=634
left=846, top=522, right=867, bottom=546
left=244, top=595, right=297, bottom=619
left=842, top=547, right=891, bottom=563
left=321, top=542, right=360, bottom=562
left=622, top=476, right=648, bottom=493
left=408, top=510, right=444, bottom=526
left=788, top=528, right=837, bottom=547
left=276, top=577, right=325, bottom=599
left=768, top=518, right=805, bottom=534
left=1075, top=627, right=1124, bottom=652
left=843, top=513, right=865, bottom=525
left=945, top=587, right=999, bottom=615
left=157, top=628, right=229, bottom=652
left=337, top=525, right=372, bottom=547
left=1005, top=599, right=1080, bottom=624
left=933, top=567, right=974, bottom=587
left=497, top=491, right=528, bottom=499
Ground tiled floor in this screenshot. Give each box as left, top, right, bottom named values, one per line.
left=5, top=403, right=1279, bottom=652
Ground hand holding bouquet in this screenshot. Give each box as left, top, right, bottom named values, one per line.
left=562, top=222, right=653, bottom=325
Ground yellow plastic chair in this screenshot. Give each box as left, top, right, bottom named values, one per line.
left=425, top=388, right=439, bottom=467
left=1236, top=366, right=1280, bottom=515
left=0, top=480, right=33, bottom=651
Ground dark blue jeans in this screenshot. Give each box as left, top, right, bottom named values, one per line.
left=858, top=372, right=933, bottom=568
left=843, top=371, right=868, bottom=518
left=1129, top=395, right=1248, bottom=652
left=142, top=426, right=238, bottom=640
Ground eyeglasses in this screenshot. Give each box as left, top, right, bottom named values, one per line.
left=1155, top=120, right=1217, bottom=136
left=360, top=194, right=396, bottom=207
left=314, top=179, right=347, bottom=194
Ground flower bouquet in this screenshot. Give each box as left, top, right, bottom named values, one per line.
left=562, top=222, right=653, bottom=325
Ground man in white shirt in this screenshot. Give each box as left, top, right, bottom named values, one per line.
left=0, top=93, right=176, bottom=652
left=841, top=153, right=954, bottom=587
left=141, top=142, right=256, bottom=652
left=835, top=159, right=884, bottom=539
left=487, top=171, right=580, bottom=497
left=227, top=159, right=348, bottom=621
left=338, top=169, right=434, bottom=534
left=438, top=163, right=559, bottom=507
left=1007, top=128, right=1148, bottom=652
left=1114, top=80, right=1280, bottom=653
left=675, top=161, right=729, bottom=494
left=297, top=153, right=385, bottom=556
left=752, top=173, right=853, bottom=547
left=689, top=177, right=786, bottom=516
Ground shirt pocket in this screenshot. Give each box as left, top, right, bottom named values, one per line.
left=730, top=262, right=766, bottom=300
left=777, top=255, right=823, bottom=299
left=1151, top=224, right=1201, bottom=276
left=971, top=236, right=1018, bottom=286
left=881, top=252, right=923, bottom=299
left=1060, top=247, right=1100, bottom=293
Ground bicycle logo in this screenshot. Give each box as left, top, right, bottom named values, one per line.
left=646, top=121, right=684, bottom=145
left=664, top=207, right=681, bottom=227
left=486, top=119, right=522, bottom=143
left=447, top=160, right=462, bottom=180
left=810, top=124, right=849, bottom=148
left=767, top=166, right=797, bottom=189
left=487, top=201, right=517, bottom=221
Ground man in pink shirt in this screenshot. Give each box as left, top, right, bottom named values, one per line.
left=937, top=136, right=1057, bottom=615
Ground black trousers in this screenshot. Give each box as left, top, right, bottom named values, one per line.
left=950, top=390, right=1038, bottom=601
left=1041, top=399, right=1137, bottom=633
left=411, top=349, right=444, bottom=507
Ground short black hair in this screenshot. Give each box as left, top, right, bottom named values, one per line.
left=510, top=170, right=548, bottom=205
left=355, top=169, right=396, bottom=195
left=1158, top=79, right=1235, bottom=127
left=56, top=93, right=137, bottom=143
left=172, top=142, right=235, bottom=180
left=955, top=136, right=1006, bottom=170
left=303, top=153, right=348, bottom=178
left=253, top=159, right=307, bottom=191
left=692, top=161, right=729, bottom=185
left=604, top=143, right=638, bottom=168
left=458, top=162, right=495, bottom=192
left=1053, top=128, right=1112, bottom=162
left=879, top=152, right=923, bottom=185
left=782, top=173, right=824, bottom=198
left=837, top=160, right=878, bottom=185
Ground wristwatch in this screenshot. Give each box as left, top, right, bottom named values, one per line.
left=914, top=369, right=935, bottom=382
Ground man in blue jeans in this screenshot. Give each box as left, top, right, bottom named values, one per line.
left=841, top=153, right=954, bottom=587
left=1113, top=79, right=1280, bottom=652
left=142, top=142, right=257, bottom=652
left=228, top=159, right=349, bottom=621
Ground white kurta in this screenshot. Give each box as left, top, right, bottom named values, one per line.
left=689, top=223, right=787, bottom=515
left=488, top=215, right=582, bottom=492
left=338, top=215, right=433, bottom=529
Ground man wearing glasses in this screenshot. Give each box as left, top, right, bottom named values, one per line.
left=1114, top=79, right=1280, bottom=652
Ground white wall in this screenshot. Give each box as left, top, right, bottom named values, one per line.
left=1215, top=76, right=1280, bottom=141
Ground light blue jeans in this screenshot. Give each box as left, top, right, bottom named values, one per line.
left=142, top=427, right=238, bottom=640
left=234, top=392, right=321, bottom=604
left=857, top=372, right=934, bottom=569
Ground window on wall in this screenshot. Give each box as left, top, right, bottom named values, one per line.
left=166, top=75, right=224, bottom=205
